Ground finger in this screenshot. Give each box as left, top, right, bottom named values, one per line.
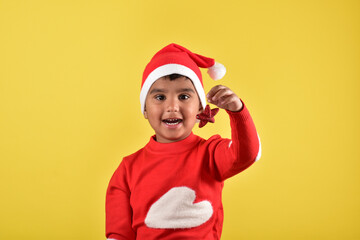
left=206, top=85, right=226, bottom=100
left=225, top=98, right=243, bottom=112
left=218, top=94, right=239, bottom=107
left=211, top=88, right=233, bottom=103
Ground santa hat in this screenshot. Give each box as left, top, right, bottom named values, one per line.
left=140, top=43, right=226, bottom=114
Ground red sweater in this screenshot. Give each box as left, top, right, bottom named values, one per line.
left=106, top=104, right=261, bottom=240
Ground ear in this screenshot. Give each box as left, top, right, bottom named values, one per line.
left=198, top=105, right=204, bottom=114
left=144, top=109, right=148, bottom=119
left=196, top=106, right=202, bottom=123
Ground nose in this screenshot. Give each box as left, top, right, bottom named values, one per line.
left=166, top=98, right=179, bottom=112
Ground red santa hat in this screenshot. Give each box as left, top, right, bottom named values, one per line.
left=140, top=43, right=226, bottom=114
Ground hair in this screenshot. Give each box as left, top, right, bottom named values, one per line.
left=145, top=73, right=202, bottom=111
left=164, top=74, right=190, bottom=81
left=163, top=74, right=202, bottom=109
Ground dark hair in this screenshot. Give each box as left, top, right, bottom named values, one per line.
left=164, top=74, right=190, bottom=81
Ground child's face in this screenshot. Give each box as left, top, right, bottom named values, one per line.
left=144, top=76, right=202, bottom=143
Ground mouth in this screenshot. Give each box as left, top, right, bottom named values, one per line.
left=162, top=118, right=183, bottom=126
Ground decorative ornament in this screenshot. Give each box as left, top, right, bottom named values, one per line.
left=196, top=105, right=219, bottom=128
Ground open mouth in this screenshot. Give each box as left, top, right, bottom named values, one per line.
left=162, top=118, right=183, bottom=125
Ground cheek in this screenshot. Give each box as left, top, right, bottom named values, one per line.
left=147, top=108, right=163, bottom=120
left=184, top=106, right=201, bottom=119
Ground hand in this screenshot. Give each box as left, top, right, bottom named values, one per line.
left=206, top=85, right=243, bottom=112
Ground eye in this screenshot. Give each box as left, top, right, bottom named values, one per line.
left=179, top=94, right=190, bottom=100
left=155, top=95, right=166, bottom=101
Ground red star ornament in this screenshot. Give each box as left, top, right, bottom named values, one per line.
left=196, top=104, right=219, bottom=128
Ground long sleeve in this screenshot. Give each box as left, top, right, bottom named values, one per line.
left=209, top=102, right=261, bottom=181
left=104, top=102, right=261, bottom=239
left=106, top=161, right=136, bottom=240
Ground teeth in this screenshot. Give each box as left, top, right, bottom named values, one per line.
left=163, top=119, right=182, bottom=125
left=166, top=122, right=178, bottom=125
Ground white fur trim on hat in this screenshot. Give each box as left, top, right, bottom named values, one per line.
left=140, top=64, right=207, bottom=114
left=207, top=62, right=226, bottom=80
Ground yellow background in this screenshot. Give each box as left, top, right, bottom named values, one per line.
left=0, top=0, right=359, bottom=239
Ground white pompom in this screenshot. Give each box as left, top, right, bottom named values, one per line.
left=207, top=62, right=226, bottom=80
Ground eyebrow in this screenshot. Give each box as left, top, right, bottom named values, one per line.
left=149, top=88, right=166, bottom=95
left=178, top=88, right=196, bottom=93
left=149, top=88, right=195, bottom=94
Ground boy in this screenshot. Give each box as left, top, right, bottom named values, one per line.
left=106, top=43, right=261, bottom=239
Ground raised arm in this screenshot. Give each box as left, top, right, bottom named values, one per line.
left=207, top=85, right=261, bottom=181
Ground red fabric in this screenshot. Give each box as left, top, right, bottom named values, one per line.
left=106, top=104, right=260, bottom=240
left=142, top=43, right=215, bottom=89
